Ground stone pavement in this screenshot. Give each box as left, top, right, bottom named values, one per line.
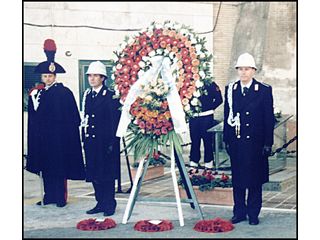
left=23, top=154, right=296, bottom=238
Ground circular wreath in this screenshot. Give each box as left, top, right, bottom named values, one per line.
left=76, top=218, right=116, bottom=231
left=111, top=21, right=212, bottom=129
left=193, top=218, right=234, bottom=233
left=112, top=21, right=214, bottom=159
left=134, top=219, right=174, bottom=232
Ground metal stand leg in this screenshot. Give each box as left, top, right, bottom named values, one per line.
left=215, top=132, right=220, bottom=170
left=175, top=151, right=194, bottom=209
left=122, top=156, right=151, bottom=224
left=170, top=144, right=184, bottom=226
left=175, top=151, right=204, bottom=220
left=122, top=137, right=133, bottom=193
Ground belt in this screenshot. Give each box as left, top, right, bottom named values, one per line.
left=194, top=110, right=214, bottom=117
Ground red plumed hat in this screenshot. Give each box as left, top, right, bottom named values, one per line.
left=34, top=39, right=65, bottom=74
left=43, top=39, right=57, bottom=52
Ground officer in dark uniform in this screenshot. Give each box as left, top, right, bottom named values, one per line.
left=223, top=53, right=275, bottom=225
left=189, top=81, right=223, bottom=173
left=82, top=61, right=121, bottom=216
left=26, top=39, right=85, bottom=207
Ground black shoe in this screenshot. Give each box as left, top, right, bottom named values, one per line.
left=36, top=199, right=55, bottom=206
left=56, top=202, right=67, bottom=208
left=249, top=218, right=259, bottom=225
left=230, top=215, right=247, bottom=224
left=86, top=206, right=104, bottom=214
left=103, top=209, right=115, bottom=217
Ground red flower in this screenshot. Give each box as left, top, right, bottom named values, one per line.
left=119, top=57, right=127, bottom=64
left=122, top=74, right=130, bottom=81
left=130, top=76, right=137, bottom=84
left=181, top=48, right=189, bottom=56
left=178, top=42, right=185, bottom=48
left=139, top=121, right=146, bottom=129
left=221, top=173, right=229, bottom=181
left=128, top=50, right=136, bottom=58
left=153, top=42, right=160, bottom=49
left=172, top=39, right=178, bottom=46
left=135, top=55, right=142, bottom=62
left=185, top=72, right=193, bottom=79
left=185, top=65, right=192, bottom=73
left=122, top=66, right=130, bottom=74
left=160, top=41, right=167, bottom=48
left=146, top=122, right=153, bottom=130
left=153, top=151, right=160, bottom=159
left=182, top=57, right=191, bottom=65
left=139, top=49, right=147, bottom=56
left=146, top=46, right=153, bottom=53
left=165, top=37, right=172, bottom=45
left=154, top=29, right=162, bottom=36
left=131, top=70, right=137, bottom=76
left=132, top=63, right=140, bottom=71
left=126, top=59, right=133, bottom=66
left=161, top=127, right=168, bottom=135
left=154, top=129, right=161, bottom=135
left=133, top=44, right=141, bottom=52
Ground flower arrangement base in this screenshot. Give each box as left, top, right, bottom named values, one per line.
left=193, top=218, right=234, bottom=233
left=134, top=219, right=173, bottom=232
left=179, top=186, right=234, bottom=206
left=131, top=165, right=164, bottom=181
left=76, top=218, right=116, bottom=231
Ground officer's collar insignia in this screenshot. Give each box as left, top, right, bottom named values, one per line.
left=254, top=84, right=259, bottom=91
left=49, top=62, right=56, bottom=72
left=233, top=83, right=238, bottom=90
left=103, top=90, right=107, bottom=96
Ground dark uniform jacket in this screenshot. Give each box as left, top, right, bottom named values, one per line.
left=223, top=79, right=275, bottom=188
left=198, top=82, right=223, bottom=112
left=26, top=82, right=85, bottom=180
left=82, top=85, right=121, bottom=182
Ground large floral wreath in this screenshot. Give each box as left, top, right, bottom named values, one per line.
left=112, top=21, right=214, bottom=160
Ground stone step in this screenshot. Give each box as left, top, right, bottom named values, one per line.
left=263, top=167, right=296, bottom=191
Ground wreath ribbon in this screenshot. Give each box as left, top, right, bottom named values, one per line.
left=116, top=55, right=187, bottom=137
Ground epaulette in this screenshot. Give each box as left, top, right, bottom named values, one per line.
left=261, top=82, right=271, bottom=87
left=29, top=88, right=38, bottom=96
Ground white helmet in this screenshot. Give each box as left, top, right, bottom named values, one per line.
left=235, top=53, right=257, bottom=70
left=86, top=61, right=107, bottom=77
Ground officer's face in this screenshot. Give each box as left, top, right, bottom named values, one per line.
left=41, top=74, right=56, bottom=86
left=237, top=67, right=255, bottom=83
left=88, top=74, right=104, bottom=88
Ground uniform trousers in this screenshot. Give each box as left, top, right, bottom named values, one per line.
left=43, top=174, right=67, bottom=204
left=233, top=185, right=262, bottom=219
left=92, top=180, right=116, bottom=211
left=189, top=115, right=216, bottom=164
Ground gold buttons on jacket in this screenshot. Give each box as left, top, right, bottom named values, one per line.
left=246, top=123, right=250, bottom=127
left=246, top=112, right=250, bottom=115
left=246, top=136, right=250, bottom=139
left=92, top=114, right=95, bottom=118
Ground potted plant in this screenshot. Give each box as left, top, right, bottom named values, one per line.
left=178, top=171, right=234, bottom=205
left=130, top=151, right=166, bottom=181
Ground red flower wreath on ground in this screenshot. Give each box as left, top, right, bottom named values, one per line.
left=76, top=218, right=116, bottom=231
left=134, top=219, right=174, bottom=232
left=193, top=218, right=234, bottom=233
